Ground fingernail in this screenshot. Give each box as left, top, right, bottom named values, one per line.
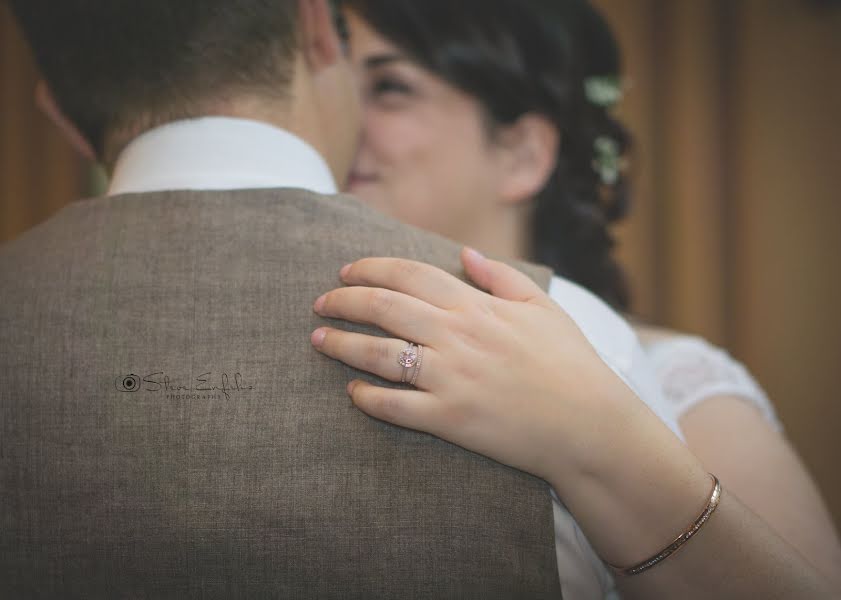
left=347, top=380, right=359, bottom=395
left=465, top=247, right=485, bottom=262
left=340, top=264, right=353, bottom=279
left=311, top=328, right=327, bottom=347
left=314, top=294, right=327, bottom=313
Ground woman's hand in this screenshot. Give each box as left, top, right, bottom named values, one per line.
left=310, top=247, right=647, bottom=489
left=309, top=248, right=840, bottom=598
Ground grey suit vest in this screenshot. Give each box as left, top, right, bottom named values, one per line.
left=0, top=189, right=562, bottom=599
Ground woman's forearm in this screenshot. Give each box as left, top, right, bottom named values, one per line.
left=546, top=381, right=839, bottom=599
left=617, top=490, right=836, bottom=599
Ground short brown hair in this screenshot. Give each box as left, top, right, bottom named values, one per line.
left=10, top=1, right=300, bottom=158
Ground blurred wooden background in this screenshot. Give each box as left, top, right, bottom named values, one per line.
left=593, top=0, right=841, bottom=530
left=2, top=0, right=840, bottom=529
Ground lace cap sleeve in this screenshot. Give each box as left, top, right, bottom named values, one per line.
left=643, top=336, right=783, bottom=432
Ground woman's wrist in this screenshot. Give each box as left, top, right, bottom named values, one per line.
left=545, top=373, right=712, bottom=568
left=543, top=362, right=660, bottom=491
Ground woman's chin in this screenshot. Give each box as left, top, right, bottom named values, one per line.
left=346, top=178, right=379, bottom=197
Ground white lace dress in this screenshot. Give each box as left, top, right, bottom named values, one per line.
left=644, top=335, right=783, bottom=432
left=586, top=334, right=783, bottom=599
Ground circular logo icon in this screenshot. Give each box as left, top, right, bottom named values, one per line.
left=116, top=374, right=141, bottom=393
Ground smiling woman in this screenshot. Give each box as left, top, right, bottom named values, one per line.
left=345, top=22, right=519, bottom=255
left=330, top=0, right=841, bottom=596
left=343, top=0, right=630, bottom=310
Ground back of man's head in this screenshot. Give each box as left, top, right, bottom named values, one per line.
left=9, top=1, right=300, bottom=160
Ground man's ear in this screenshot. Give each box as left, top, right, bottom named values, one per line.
left=35, top=80, right=96, bottom=161
left=298, top=0, right=343, bottom=72
left=494, top=113, right=560, bottom=206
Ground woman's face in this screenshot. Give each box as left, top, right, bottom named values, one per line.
left=343, top=10, right=506, bottom=241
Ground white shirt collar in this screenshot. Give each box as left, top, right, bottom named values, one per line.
left=107, top=117, right=338, bottom=196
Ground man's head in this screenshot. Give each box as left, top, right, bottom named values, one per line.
left=9, top=0, right=361, bottom=183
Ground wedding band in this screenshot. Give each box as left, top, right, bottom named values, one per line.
left=409, top=344, right=424, bottom=387
left=398, top=342, right=419, bottom=383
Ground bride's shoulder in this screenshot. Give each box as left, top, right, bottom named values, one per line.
left=627, top=321, right=725, bottom=359
left=628, top=321, right=688, bottom=348
left=627, top=320, right=784, bottom=431
left=547, top=275, right=636, bottom=339
left=627, top=320, right=743, bottom=383
left=628, top=321, right=733, bottom=366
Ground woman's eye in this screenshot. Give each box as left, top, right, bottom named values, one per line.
left=369, top=77, right=413, bottom=98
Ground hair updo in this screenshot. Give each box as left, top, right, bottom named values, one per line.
left=342, top=0, right=633, bottom=311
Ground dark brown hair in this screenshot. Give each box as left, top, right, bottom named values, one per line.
left=10, top=0, right=300, bottom=159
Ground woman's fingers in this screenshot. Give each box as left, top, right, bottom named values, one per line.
left=312, top=328, right=438, bottom=389
left=461, top=247, right=556, bottom=309
left=340, top=257, right=479, bottom=310
left=347, top=379, right=443, bottom=435
left=314, top=286, right=445, bottom=346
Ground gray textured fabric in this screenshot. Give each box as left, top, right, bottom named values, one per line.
left=0, top=188, right=562, bottom=599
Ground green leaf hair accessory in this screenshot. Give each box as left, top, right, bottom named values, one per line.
left=584, top=75, right=623, bottom=108
left=592, top=136, right=622, bottom=186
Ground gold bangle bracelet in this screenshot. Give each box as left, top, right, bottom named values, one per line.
left=610, top=473, right=722, bottom=577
